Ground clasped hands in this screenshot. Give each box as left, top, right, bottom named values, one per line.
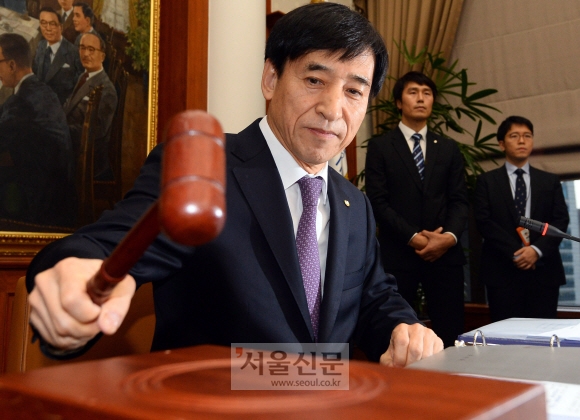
left=410, top=227, right=455, bottom=262
left=513, top=246, right=538, bottom=270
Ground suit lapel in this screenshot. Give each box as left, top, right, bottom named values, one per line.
left=422, top=132, right=439, bottom=189
left=392, top=128, right=423, bottom=190
left=495, top=165, right=519, bottom=221
left=529, top=166, right=541, bottom=216
left=317, top=173, right=349, bottom=341
left=231, top=123, right=313, bottom=337
left=45, top=43, right=66, bottom=82
left=65, top=71, right=104, bottom=114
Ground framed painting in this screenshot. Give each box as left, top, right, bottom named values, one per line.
left=0, top=0, right=160, bottom=255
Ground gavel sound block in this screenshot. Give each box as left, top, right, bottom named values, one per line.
left=0, top=345, right=546, bottom=419
left=87, top=110, right=226, bottom=304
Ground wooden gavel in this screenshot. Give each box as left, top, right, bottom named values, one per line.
left=86, top=110, right=226, bottom=305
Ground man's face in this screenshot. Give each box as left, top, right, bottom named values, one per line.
left=0, top=46, right=17, bottom=88
left=58, top=0, right=73, bottom=11
left=79, top=34, right=104, bottom=73
left=396, top=81, right=434, bottom=125
left=262, top=50, right=374, bottom=174
left=39, top=11, right=63, bottom=45
left=73, top=6, right=91, bottom=33
left=499, top=123, right=534, bottom=166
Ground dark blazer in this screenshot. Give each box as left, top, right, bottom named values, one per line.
left=365, top=127, right=469, bottom=270
left=60, top=8, right=78, bottom=45
left=33, top=38, right=83, bottom=105
left=0, top=75, right=75, bottom=225
left=64, top=69, right=118, bottom=178
left=474, top=165, right=569, bottom=287
left=26, top=120, right=419, bottom=361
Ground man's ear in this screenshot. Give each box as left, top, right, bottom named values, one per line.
left=261, top=59, right=278, bottom=101
left=498, top=140, right=505, bottom=152
left=395, top=99, right=402, bottom=111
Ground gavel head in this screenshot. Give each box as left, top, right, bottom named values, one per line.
left=159, top=110, right=226, bottom=246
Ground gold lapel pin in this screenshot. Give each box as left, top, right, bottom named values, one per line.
left=344, top=200, right=350, bottom=207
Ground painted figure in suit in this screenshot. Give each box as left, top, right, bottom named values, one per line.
left=72, top=2, right=98, bottom=47
left=474, top=116, right=569, bottom=322
left=58, top=0, right=77, bottom=44
left=0, top=33, right=75, bottom=226
left=64, top=32, right=117, bottom=179
left=365, top=72, right=469, bottom=347
left=33, top=7, right=83, bottom=105
left=27, top=3, right=443, bottom=366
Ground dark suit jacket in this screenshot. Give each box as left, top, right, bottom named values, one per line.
left=0, top=75, right=75, bottom=225
left=365, top=127, right=469, bottom=270
left=33, top=38, right=83, bottom=105
left=63, top=69, right=118, bottom=178
left=474, top=165, right=569, bottom=287
left=60, top=8, right=78, bottom=45
left=26, top=120, right=420, bottom=362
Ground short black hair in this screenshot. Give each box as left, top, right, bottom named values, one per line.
left=0, top=33, right=32, bottom=68
left=497, top=116, right=534, bottom=141
left=39, top=6, right=63, bottom=25
left=392, top=71, right=438, bottom=104
left=265, top=2, right=387, bottom=99
left=73, top=2, right=94, bottom=24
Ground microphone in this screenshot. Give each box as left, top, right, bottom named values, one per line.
left=519, top=216, right=580, bottom=243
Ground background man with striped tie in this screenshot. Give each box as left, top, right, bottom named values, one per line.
left=365, top=71, right=469, bottom=347
left=474, top=116, right=569, bottom=322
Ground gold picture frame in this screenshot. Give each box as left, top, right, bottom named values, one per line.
left=0, top=0, right=160, bottom=256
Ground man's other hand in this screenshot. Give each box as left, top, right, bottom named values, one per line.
left=28, top=257, right=136, bottom=351
left=379, top=323, right=443, bottom=367
left=513, top=246, right=538, bottom=270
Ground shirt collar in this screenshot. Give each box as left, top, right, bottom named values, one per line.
left=14, top=73, right=34, bottom=94
left=399, top=121, right=428, bottom=141
left=47, top=38, right=62, bottom=54
left=86, top=68, right=104, bottom=80
left=259, top=116, right=328, bottom=203
left=505, top=160, right=530, bottom=175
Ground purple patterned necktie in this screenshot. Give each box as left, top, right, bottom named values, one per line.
left=296, top=175, right=323, bottom=341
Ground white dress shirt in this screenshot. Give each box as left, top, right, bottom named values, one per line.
left=259, top=117, right=330, bottom=293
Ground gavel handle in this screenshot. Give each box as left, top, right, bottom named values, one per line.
left=87, top=202, right=161, bottom=305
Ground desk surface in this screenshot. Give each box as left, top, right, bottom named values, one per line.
left=0, top=345, right=546, bottom=419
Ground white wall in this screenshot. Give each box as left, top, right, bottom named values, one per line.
left=208, top=0, right=266, bottom=133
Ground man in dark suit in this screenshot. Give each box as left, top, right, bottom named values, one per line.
left=58, top=0, right=77, bottom=44
left=0, top=33, right=75, bottom=226
left=64, top=32, right=117, bottom=179
left=26, top=3, right=442, bottom=366
left=33, top=7, right=83, bottom=105
left=365, top=71, right=469, bottom=347
left=474, top=116, right=569, bottom=321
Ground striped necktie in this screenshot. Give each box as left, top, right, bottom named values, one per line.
left=411, top=133, right=425, bottom=181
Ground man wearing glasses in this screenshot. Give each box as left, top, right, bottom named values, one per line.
left=63, top=32, right=117, bottom=180
left=33, top=7, right=82, bottom=105
left=474, top=116, right=569, bottom=321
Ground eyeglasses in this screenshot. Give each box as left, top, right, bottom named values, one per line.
left=39, top=20, right=60, bottom=28
left=79, top=45, right=103, bottom=54
left=507, top=132, right=533, bottom=141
